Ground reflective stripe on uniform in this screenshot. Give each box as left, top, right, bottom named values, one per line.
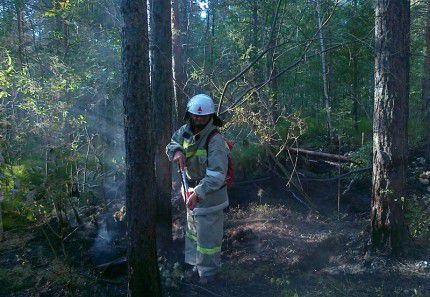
left=186, top=232, right=221, bottom=255
left=197, top=245, right=221, bottom=255
left=186, top=232, right=197, bottom=242
left=186, top=149, right=207, bottom=158
left=205, top=169, right=225, bottom=184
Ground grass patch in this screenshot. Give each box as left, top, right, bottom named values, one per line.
left=228, top=203, right=289, bottom=221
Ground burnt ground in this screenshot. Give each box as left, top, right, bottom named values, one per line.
left=167, top=178, right=430, bottom=297
left=0, top=177, right=429, bottom=297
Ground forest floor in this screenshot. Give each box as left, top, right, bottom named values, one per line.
left=166, top=179, right=430, bottom=297
left=0, top=177, right=429, bottom=297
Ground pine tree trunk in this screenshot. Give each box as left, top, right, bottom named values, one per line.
left=172, top=0, right=189, bottom=127
left=150, top=0, right=173, bottom=247
left=316, top=0, right=333, bottom=142
left=371, top=0, right=410, bottom=254
left=424, top=0, right=430, bottom=165
left=121, top=0, right=161, bottom=294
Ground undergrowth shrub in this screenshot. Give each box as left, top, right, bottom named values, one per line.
left=405, top=194, right=430, bottom=239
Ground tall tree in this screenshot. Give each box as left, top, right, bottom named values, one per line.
left=172, top=0, right=189, bottom=126
left=121, top=0, right=161, bottom=295
left=316, top=0, right=333, bottom=142
left=424, top=0, right=430, bottom=165
left=371, top=0, right=410, bottom=253
left=15, top=0, right=26, bottom=68
left=351, top=0, right=360, bottom=135
left=150, top=0, right=174, bottom=245
left=266, top=0, right=281, bottom=122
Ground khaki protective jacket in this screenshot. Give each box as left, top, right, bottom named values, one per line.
left=166, top=119, right=229, bottom=215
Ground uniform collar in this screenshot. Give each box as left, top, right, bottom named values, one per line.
left=187, top=118, right=215, bottom=141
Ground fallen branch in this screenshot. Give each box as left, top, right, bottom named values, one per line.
left=96, top=256, right=127, bottom=271
left=286, top=147, right=354, bottom=163
left=265, top=147, right=317, bottom=210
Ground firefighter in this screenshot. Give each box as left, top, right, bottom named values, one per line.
left=166, top=94, right=229, bottom=284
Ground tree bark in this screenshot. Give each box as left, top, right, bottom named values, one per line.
left=150, top=0, right=173, bottom=246
left=172, top=0, right=189, bottom=127
left=121, top=0, right=161, bottom=294
left=424, top=0, right=430, bottom=165
left=371, top=0, right=410, bottom=254
left=316, top=0, right=333, bottom=142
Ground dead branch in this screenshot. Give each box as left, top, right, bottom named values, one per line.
left=96, top=256, right=127, bottom=270
left=285, top=147, right=354, bottom=163
left=219, top=44, right=342, bottom=115
left=265, top=147, right=317, bottom=210
left=217, top=0, right=341, bottom=114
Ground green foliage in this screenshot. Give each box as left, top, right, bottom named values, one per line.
left=232, top=143, right=265, bottom=178
left=405, top=194, right=430, bottom=239
left=348, top=141, right=372, bottom=168
left=299, top=117, right=327, bottom=148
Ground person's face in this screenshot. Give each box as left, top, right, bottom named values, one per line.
left=190, top=114, right=211, bottom=126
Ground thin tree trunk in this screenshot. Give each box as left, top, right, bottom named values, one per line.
left=172, top=0, right=189, bottom=127
left=210, top=0, right=216, bottom=71
left=204, top=1, right=210, bottom=71
left=316, top=0, right=333, bottom=142
left=252, top=1, right=259, bottom=51
left=16, top=4, right=25, bottom=68
left=150, top=0, right=173, bottom=247
left=266, top=0, right=282, bottom=121
left=121, top=0, right=161, bottom=294
left=251, top=0, right=259, bottom=82
left=352, top=51, right=359, bottom=134
left=424, top=0, right=430, bottom=165
left=352, top=0, right=359, bottom=135
left=371, top=0, right=410, bottom=254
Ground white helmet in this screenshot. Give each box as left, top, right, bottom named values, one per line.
left=187, top=94, right=215, bottom=115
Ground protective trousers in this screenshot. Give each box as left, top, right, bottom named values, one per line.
left=185, top=208, right=224, bottom=277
